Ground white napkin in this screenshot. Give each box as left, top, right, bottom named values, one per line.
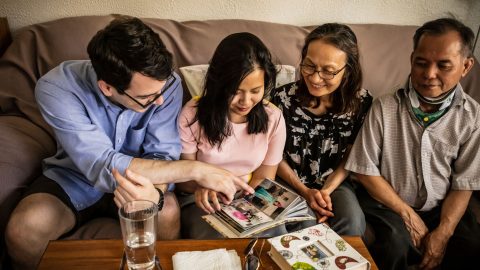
left=172, top=248, right=241, bottom=270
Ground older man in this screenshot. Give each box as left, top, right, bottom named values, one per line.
left=346, top=18, right=480, bottom=270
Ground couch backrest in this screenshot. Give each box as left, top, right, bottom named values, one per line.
left=1, top=15, right=479, bottom=135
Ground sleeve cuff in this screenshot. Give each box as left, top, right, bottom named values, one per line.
left=344, top=163, right=381, bottom=176
left=112, top=154, right=134, bottom=176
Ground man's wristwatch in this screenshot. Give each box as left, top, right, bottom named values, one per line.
left=154, top=187, right=164, bottom=211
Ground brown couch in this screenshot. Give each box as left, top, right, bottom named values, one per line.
left=1, top=15, right=479, bottom=268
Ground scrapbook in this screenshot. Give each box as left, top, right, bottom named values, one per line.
left=202, top=178, right=315, bottom=238
left=267, top=223, right=370, bottom=270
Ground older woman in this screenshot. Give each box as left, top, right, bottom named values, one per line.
left=270, top=23, right=372, bottom=235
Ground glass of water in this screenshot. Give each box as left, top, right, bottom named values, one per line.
left=119, top=200, right=158, bottom=270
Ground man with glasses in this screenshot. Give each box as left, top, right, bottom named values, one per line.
left=5, top=16, right=253, bottom=270
left=346, top=18, right=480, bottom=270
left=122, top=74, right=177, bottom=109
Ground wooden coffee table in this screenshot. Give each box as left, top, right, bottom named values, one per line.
left=38, top=237, right=377, bottom=269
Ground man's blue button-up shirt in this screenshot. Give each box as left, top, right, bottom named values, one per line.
left=35, top=60, right=183, bottom=210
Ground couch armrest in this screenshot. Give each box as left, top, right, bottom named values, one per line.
left=0, top=116, right=55, bottom=246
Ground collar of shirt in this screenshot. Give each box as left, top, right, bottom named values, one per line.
left=396, top=77, right=465, bottom=110
left=86, top=65, right=126, bottom=114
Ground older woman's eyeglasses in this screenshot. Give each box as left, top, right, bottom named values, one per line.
left=123, top=75, right=176, bottom=109
left=245, top=238, right=260, bottom=270
left=300, top=64, right=346, bottom=80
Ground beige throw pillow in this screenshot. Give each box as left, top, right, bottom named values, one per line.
left=179, top=64, right=296, bottom=98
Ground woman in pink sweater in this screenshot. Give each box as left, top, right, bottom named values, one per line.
left=176, top=32, right=286, bottom=239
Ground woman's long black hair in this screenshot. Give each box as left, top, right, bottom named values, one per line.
left=195, top=32, right=277, bottom=148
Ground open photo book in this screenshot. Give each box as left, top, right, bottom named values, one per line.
left=267, top=223, right=371, bottom=270
left=202, top=178, right=315, bottom=238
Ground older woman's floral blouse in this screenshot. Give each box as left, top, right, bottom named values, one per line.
left=270, top=81, right=372, bottom=189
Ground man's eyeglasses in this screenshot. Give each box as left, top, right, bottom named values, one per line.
left=123, top=75, right=176, bottom=109
left=245, top=238, right=260, bottom=270
left=300, top=64, right=346, bottom=80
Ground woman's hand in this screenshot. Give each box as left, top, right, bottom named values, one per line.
left=302, top=188, right=334, bottom=223
left=112, top=169, right=160, bottom=208
left=194, top=188, right=223, bottom=214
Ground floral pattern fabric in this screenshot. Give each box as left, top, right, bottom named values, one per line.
left=270, top=81, right=372, bottom=189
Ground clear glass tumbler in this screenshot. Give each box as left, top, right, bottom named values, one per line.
left=119, top=200, right=158, bottom=270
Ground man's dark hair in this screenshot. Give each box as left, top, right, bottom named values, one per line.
left=413, top=18, right=475, bottom=57
left=297, top=23, right=363, bottom=115
left=196, top=32, right=277, bottom=148
left=87, top=16, right=173, bottom=93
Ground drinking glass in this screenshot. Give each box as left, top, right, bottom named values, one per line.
left=119, top=200, right=158, bottom=270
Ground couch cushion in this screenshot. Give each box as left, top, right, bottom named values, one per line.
left=0, top=16, right=115, bottom=135
left=1, top=16, right=479, bottom=130
left=62, top=217, right=122, bottom=240
left=348, top=24, right=415, bottom=98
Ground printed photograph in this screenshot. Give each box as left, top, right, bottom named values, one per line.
left=221, top=199, right=273, bottom=229
left=301, top=242, right=329, bottom=262
left=245, top=179, right=298, bottom=219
